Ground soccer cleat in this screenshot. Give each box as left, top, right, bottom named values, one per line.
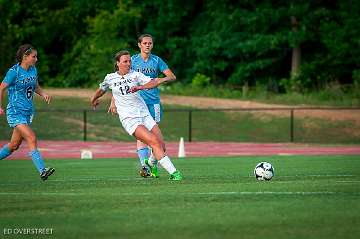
left=40, top=167, right=55, bottom=181
left=149, top=164, right=159, bottom=178
left=169, top=171, right=183, bottom=181
left=145, top=159, right=159, bottom=178
left=139, top=166, right=151, bottom=178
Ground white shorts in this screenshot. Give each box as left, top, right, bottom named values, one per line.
left=120, top=114, right=157, bottom=135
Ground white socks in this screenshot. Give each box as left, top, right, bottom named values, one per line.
left=159, top=156, right=176, bottom=174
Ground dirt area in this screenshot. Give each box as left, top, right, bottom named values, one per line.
left=47, top=88, right=97, bottom=99
left=46, top=88, right=360, bottom=123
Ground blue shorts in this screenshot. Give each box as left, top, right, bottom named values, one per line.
left=146, top=103, right=163, bottom=123
left=7, top=112, right=34, bottom=128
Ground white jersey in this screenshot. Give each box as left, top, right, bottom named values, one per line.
left=99, top=70, right=152, bottom=120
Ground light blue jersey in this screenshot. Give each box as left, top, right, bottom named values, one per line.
left=131, top=53, right=168, bottom=104
left=2, top=63, right=38, bottom=115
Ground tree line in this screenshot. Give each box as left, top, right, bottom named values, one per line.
left=1, top=0, right=359, bottom=93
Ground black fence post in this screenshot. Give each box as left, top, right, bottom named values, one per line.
left=290, top=109, right=294, bottom=142
left=188, top=110, right=192, bottom=142
left=83, top=110, right=87, bottom=141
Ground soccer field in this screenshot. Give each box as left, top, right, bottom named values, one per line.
left=1, top=155, right=359, bottom=239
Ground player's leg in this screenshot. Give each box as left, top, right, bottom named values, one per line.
left=0, top=144, right=11, bottom=160
left=133, top=125, right=182, bottom=181
left=137, top=140, right=149, bottom=166
left=145, top=148, right=159, bottom=178
left=148, top=103, right=163, bottom=155
left=1, top=113, right=25, bottom=159
left=144, top=124, right=166, bottom=178
left=15, top=124, right=55, bottom=180
left=149, top=123, right=165, bottom=157
left=136, top=139, right=151, bottom=177
left=136, top=103, right=161, bottom=177
left=150, top=124, right=166, bottom=151
left=144, top=103, right=163, bottom=176
left=0, top=128, right=23, bottom=160
left=14, top=124, right=44, bottom=172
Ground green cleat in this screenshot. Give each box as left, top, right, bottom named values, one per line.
left=145, top=159, right=159, bottom=178
left=169, top=171, right=183, bottom=181
left=150, top=164, right=159, bottom=178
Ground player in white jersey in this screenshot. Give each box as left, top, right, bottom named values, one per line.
left=91, top=50, right=183, bottom=181
left=108, top=34, right=176, bottom=178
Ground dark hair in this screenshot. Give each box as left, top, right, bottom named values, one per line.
left=16, top=44, right=35, bottom=63
left=137, top=34, right=153, bottom=43
left=113, top=50, right=130, bottom=71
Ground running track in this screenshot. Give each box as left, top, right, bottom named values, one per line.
left=1, top=140, right=360, bottom=159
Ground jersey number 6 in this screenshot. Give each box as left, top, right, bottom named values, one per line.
left=26, top=86, right=33, bottom=99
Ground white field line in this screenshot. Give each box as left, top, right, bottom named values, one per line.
left=335, top=181, right=360, bottom=183
left=282, top=175, right=356, bottom=177
left=0, top=174, right=357, bottom=186
left=0, top=191, right=358, bottom=197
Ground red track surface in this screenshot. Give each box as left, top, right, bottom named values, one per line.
left=1, top=140, right=360, bottom=160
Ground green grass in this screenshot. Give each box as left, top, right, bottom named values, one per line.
left=0, top=155, right=359, bottom=239
left=1, top=97, right=360, bottom=143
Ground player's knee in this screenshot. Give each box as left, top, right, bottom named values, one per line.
left=137, top=140, right=147, bottom=149
left=8, top=143, right=20, bottom=152
left=148, top=138, right=162, bottom=151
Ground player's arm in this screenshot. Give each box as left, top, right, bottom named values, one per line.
left=162, top=68, right=176, bottom=82
left=91, top=88, right=106, bottom=110
left=1, top=69, right=16, bottom=115
left=35, top=83, right=51, bottom=104
left=130, top=78, right=162, bottom=93
left=107, top=95, right=117, bottom=115
left=130, top=71, right=174, bottom=93
left=0, top=82, right=8, bottom=115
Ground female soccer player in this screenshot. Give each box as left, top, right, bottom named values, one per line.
left=109, top=34, right=176, bottom=178
left=0, top=44, right=55, bottom=181
left=91, top=50, right=182, bottom=181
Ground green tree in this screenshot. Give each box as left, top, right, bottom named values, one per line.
left=298, top=1, right=360, bottom=90
left=189, top=1, right=306, bottom=89
left=0, top=0, right=118, bottom=83
left=57, top=1, right=141, bottom=87
left=135, top=0, right=201, bottom=80
left=1, top=0, right=359, bottom=93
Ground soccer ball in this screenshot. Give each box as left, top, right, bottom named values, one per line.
left=254, top=162, right=274, bottom=181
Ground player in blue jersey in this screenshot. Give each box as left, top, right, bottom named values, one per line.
left=109, top=34, right=176, bottom=178
left=0, top=44, right=55, bottom=181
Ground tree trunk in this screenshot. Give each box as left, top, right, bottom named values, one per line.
left=291, top=16, right=301, bottom=78
left=242, top=81, right=249, bottom=97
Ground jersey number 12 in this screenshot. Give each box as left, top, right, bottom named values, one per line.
left=119, top=85, right=130, bottom=95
